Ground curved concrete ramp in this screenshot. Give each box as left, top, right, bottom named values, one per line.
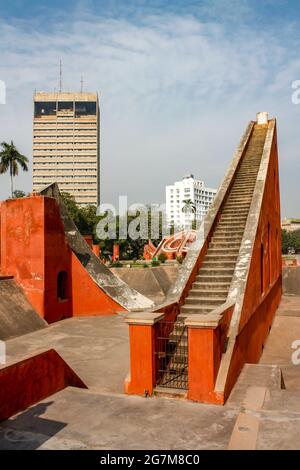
left=40, top=183, right=154, bottom=312
left=0, top=278, right=46, bottom=341
left=111, top=265, right=178, bottom=303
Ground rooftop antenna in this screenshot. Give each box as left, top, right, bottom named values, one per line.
left=80, top=75, right=84, bottom=93
left=59, top=59, right=63, bottom=92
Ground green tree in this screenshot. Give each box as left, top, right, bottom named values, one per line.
left=281, top=229, right=289, bottom=254
left=13, top=190, right=27, bottom=198
left=289, top=230, right=300, bottom=253
left=60, top=195, right=167, bottom=261
left=182, top=199, right=196, bottom=227
left=0, top=141, right=29, bottom=197
left=282, top=229, right=300, bottom=254
left=61, top=192, right=101, bottom=242
left=79, top=204, right=100, bottom=237
left=61, top=192, right=81, bottom=226
left=158, top=252, right=167, bottom=263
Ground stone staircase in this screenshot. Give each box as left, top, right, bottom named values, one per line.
left=156, top=124, right=268, bottom=390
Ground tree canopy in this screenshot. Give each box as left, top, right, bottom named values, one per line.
left=0, top=141, right=29, bottom=197
left=60, top=192, right=167, bottom=260
left=282, top=229, right=300, bottom=254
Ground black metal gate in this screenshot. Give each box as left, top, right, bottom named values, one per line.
left=156, top=319, right=188, bottom=390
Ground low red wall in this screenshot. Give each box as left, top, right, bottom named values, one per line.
left=0, top=349, right=87, bottom=422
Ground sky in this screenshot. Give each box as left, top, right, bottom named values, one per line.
left=0, top=0, right=300, bottom=217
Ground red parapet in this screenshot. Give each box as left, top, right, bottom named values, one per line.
left=0, top=349, right=87, bottom=422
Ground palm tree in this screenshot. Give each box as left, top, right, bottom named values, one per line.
left=182, top=199, right=196, bottom=229
left=182, top=199, right=196, bottom=215
left=0, top=141, right=29, bottom=197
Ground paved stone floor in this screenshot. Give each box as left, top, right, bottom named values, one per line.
left=0, top=296, right=300, bottom=450
left=260, top=295, right=300, bottom=391
left=0, top=390, right=239, bottom=450
left=4, top=314, right=130, bottom=393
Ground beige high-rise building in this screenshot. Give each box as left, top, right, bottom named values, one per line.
left=32, top=92, right=100, bottom=206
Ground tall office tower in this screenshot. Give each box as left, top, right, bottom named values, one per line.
left=166, top=174, right=217, bottom=228
left=32, top=92, right=100, bottom=206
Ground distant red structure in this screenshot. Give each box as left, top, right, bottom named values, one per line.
left=143, top=230, right=197, bottom=260
left=112, top=243, right=120, bottom=262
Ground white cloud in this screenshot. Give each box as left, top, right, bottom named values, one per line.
left=0, top=10, right=299, bottom=216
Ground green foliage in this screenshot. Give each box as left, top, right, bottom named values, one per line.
left=282, top=229, right=300, bottom=254
left=13, top=190, right=26, bottom=198
left=182, top=199, right=196, bottom=214
left=176, top=255, right=184, bottom=264
left=61, top=192, right=100, bottom=242
left=143, top=263, right=149, bottom=268
left=110, top=261, right=123, bottom=268
left=151, top=260, right=160, bottom=267
left=60, top=193, right=172, bottom=261
left=158, top=252, right=167, bottom=263
left=0, top=141, right=29, bottom=197
left=79, top=204, right=100, bottom=237
left=61, top=192, right=81, bottom=224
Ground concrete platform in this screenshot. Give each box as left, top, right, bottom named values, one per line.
left=0, top=312, right=240, bottom=450
left=1, top=295, right=300, bottom=450
left=0, top=388, right=239, bottom=450
left=4, top=314, right=130, bottom=394
left=110, top=265, right=178, bottom=304
left=260, top=295, right=300, bottom=390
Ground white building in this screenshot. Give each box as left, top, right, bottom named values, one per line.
left=166, top=175, right=217, bottom=228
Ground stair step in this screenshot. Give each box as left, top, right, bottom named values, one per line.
left=212, top=233, right=243, bottom=238
left=189, top=289, right=228, bottom=298
left=226, top=198, right=253, bottom=203
left=209, top=247, right=240, bottom=252
left=220, top=217, right=248, bottom=222
left=230, top=186, right=254, bottom=190
left=216, top=225, right=245, bottom=231
left=205, top=254, right=237, bottom=261
left=210, top=241, right=242, bottom=247
left=222, top=208, right=249, bottom=213
left=220, top=214, right=248, bottom=219
left=234, top=176, right=257, bottom=181
left=207, top=247, right=240, bottom=253
left=214, top=227, right=245, bottom=232
left=199, top=267, right=235, bottom=275
left=195, top=274, right=233, bottom=282
left=185, top=296, right=226, bottom=305
left=221, top=213, right=248, bottom=219
left=181, top=305, right=215, bottom=314
left=218, top=220, right=246, bottom=226
left=154, top=387, right=187, bottom=397
left=235, top=173, right=258, bottom=177
left=214, top=231, right=244, bottom=236
left=213, top=230, right=244, bottom=236
left=201, top=260, right=236, bottom=267
left=225, top=200, right=251, bottom=205
left=192, top=281, right=230, bottom=289
left=230, top=186, right=255, bottom=191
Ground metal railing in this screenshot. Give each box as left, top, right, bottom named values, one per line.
left=155, top=319, right=188, bottom=390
